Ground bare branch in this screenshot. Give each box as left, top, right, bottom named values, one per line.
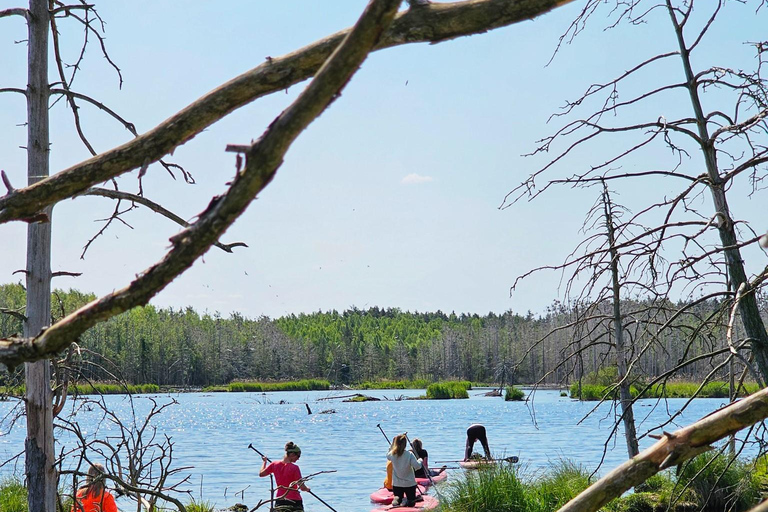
left=0, top=0, right=403, bottom=367
left=0, top=8, right=28, bottom=19
left=83, top=187, right=248, bottom=253
left=0, top=0, right=577, bottom=224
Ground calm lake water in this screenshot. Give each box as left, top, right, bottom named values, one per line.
left=0, top=389, right=748, bottom=511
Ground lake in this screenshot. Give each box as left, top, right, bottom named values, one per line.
left=0, top=388, right=746, bottom=511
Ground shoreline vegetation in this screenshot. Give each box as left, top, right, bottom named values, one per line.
left=2, top=376, right=755, bottom=401
left=2, top=452, right=765, bottom=512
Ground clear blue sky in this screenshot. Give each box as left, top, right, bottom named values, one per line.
left=1, top=1, right=766, bottom=320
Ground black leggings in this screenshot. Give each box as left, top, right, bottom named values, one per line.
left=465, top=424, right=491, bottom=460
left=392, top=485, right=417, bottom=503
left=274, top=499, right=304, bottom=511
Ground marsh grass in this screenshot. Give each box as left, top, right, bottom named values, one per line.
left=425, top=381, right=471, bottom=399
left=225, top=379, right=330, bottom=392
left=357, top=379, right=431, bottom=389
left=71, top=383, right=160, bottom=395
left=569, top=381, right=759, bottom=401
left=442, top=460, right=528, bottom=512
left=186, top=499, right=216, bottom=512
left=442, top=454, right=765, bottom=512
left=504, top=386, right=525, bottom=401
left=0, top=478, right=27, bottom=512
left=674, top=452, right=762, bottom=511
left=526, top=460, right=593, bottom=511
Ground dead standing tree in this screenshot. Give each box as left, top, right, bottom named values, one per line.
left=505, top=0, right=768, bottom=389
left=0, top=1, right=581, bottom=511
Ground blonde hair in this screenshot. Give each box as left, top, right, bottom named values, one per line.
left=388, top=434, right=407, bottom=456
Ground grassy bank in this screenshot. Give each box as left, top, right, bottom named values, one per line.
left=569, top=380, right=761, bottom=401
left=1, top=382, right=159, bottom=397
left=356, top=379, right=432, bottom=389
left=441, top=453, right=764, bottom=512
left=425, top=380, right=472, bottom=399
left=204, top=379, right=330, bottom=392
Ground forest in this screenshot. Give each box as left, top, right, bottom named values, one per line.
left=1, top=283, right=761, bottom=389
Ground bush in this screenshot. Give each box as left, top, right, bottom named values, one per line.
left=505, top=386, right=525, bottom=401
left=426, top=381, right=470, bottom=399
left=0, top=477, right=27, bottom=512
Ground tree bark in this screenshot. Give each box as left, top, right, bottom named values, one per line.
left=603, top=187, right=639, bottom=458
left=24, top=1, right=56, bottom=511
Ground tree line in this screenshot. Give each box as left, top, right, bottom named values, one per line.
left=1, top=283, right=761, bottom=388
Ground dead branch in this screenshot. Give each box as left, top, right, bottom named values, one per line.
left=0, top=0, right=576, bottom=225
left=0, top=0, right=402, bottom=367
left=0, top=8, right=27, bottom=19
left=83, top=187, right=247, bottom=253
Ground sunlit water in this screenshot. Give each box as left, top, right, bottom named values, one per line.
left=0, top=389, right=749, bottom=511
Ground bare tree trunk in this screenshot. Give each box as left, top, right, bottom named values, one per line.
left=603, top=187, right=639, bottom=458
left=669, top=5, right=768, bottom=382
left=25, top=1, right=56, bottom=511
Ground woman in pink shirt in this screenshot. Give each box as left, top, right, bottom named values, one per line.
left=259, top=441, right=310, bottom=511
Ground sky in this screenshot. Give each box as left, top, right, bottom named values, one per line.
left=0, top=1, right=766, bottom=320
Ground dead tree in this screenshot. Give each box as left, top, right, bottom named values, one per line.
left=0, top=2, right=580, bottom=512
left=506, top=1, right=768, bottom=385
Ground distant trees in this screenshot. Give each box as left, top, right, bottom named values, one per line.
left=2, top=284, right=760, bottom=388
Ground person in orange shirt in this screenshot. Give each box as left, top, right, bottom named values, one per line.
left=71, top=463, right=119, bottom=512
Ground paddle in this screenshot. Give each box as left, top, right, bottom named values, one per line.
left=377, top=423, right=391, bottom=444
left=404, top=433, right=443, bottom=501
left=248, top=444, right=339, bottom=512
left=434, top=456, right=519, bottom=464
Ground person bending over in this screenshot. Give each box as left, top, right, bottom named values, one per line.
left=464, top=423, right=492, bottom=461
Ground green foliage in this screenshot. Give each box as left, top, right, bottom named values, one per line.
left=442, top=461, right=528, bottom=512
left=569, top=380, right=758, bottom=401
left=0, top=477, right=27, bottom=512
left=356, top=379, right=431, bottom=389
left=527, top=460, right=592, bottom=512
left=504, top=386, right=525, bottom=401
left=226, top=379, right=330, bottom=392
left=425, top=381, right=471, bottom=399
left=186, top=499, right=216, bottom=512
left=675, top=452, right=762, bottom=511
left=70, top=383, right=160, bottom=395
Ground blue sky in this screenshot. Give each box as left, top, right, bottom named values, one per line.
left=1, top=1, right=766, bottom=320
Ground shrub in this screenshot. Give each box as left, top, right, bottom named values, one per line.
left=505, top=386, right=525, bottom=401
